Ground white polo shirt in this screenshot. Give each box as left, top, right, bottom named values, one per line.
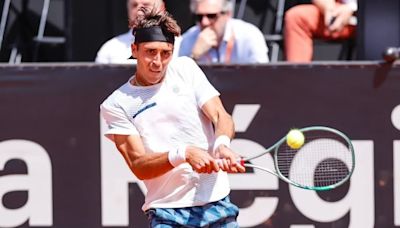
left=100, top=56, right=230, bottom=211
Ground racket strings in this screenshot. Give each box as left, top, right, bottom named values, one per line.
left=276, top=131, right=353, bottom=188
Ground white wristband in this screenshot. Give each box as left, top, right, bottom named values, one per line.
left=168, top=145, right=187, bottom=167
left=213, top=135, right=231, bottom=153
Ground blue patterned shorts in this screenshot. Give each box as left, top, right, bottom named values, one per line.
left=145, top=196, right=239, bottom=228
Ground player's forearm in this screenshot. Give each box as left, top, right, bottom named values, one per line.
left=129, top=152, right=174, bottom=180
left=214, top=111, right=235, bottom=139
left=114, top=135, right=175, bottom=180
left=201, top=96, right=235, bottom=149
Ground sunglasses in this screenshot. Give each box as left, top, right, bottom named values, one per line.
left=195, top=12, right=225, bottom=22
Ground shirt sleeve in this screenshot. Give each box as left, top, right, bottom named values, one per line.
left=100, top=101, right=139, bottom=141
left=177, top=27, right=199, bottom=58
left=247, top=25, right=269, bottom=63
left=95, top=42, right=110, bottom=63
left=177, top=36, right=192, bottom=58
left=181, top=57, right=220, bottom=107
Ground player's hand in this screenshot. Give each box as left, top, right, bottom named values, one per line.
left=215, top=146, right=246, bottom=173
left=191, top=27, right=218, bottom=60
left=186, top=146, right=220, bottom=174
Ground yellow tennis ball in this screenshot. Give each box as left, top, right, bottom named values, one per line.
left=286, top=129, right=305, bottom=149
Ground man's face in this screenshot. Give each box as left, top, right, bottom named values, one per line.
left=127, top=0, right=163, bottom=23
left=195, top=0, right=230, bottom=38
left=131, top=42, right=174, bottom=85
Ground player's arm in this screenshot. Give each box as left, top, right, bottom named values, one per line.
left=113, top=134, right=220, bottom=178
left=113, top=134, right=174, bottom=180
left=201, top=96, right=245, bottom=173
left=202, top=96, right=234, bottom=139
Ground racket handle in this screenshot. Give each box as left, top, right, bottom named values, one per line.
left=216, top=158, right=245, bottom=166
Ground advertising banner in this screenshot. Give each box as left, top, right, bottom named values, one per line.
left=0, top=63, right=399, bottom=227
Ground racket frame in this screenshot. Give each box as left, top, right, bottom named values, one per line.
left=241, top=126, right=355, bottom=191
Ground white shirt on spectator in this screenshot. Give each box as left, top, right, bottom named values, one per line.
left=179, top=18, right=269, bottom=64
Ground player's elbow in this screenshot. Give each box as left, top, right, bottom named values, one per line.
left=132, top=171, right=147, bottom=180
left=130, top=160, right=159, bottom=180
left=131, top=169, right=159, bottom=180
left=129, top=160, right=147, bottom=180
left=130, top=166, right=147, bottom=180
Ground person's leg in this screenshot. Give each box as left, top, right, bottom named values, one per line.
left=285, top=3, right=356, bottom=62
left=284, top=4, right=324, bottom=62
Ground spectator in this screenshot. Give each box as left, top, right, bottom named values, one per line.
left=284, top=0, right=357, bottom=62
left=95, top=0, right=181, bottom=64
left=100, top=8, right=245, bottom=227
left=179, top=0, right=269, bottom=64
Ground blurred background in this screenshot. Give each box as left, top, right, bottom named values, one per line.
left=0, top=0, right=399, bottom=63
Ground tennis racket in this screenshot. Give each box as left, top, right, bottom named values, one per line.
left=222, top=126, right=355, bottom=191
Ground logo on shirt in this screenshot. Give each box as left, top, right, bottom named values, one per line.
left=132, top=102, right=157, bottom=119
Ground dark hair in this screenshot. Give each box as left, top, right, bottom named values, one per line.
left=130, top=7, right=181, bottom=38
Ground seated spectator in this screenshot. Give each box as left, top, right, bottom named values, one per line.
left=284, top=0, right=357, bottom=62
left=179, top=0, right=269, bottom=64
left=95, top=0, right=181, bottom=64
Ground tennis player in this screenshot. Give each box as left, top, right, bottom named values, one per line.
left=100, top=8, right=245, bottom=227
